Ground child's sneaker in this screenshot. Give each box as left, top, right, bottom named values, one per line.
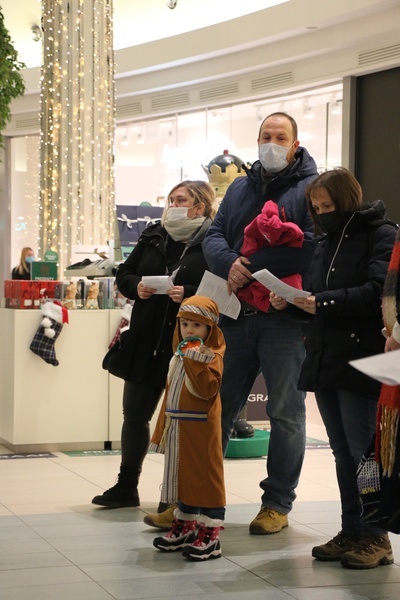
left=153, top=518, right=197, bottom=552
left=182, top=523, right=223, bottom=561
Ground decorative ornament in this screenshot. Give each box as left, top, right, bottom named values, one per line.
left=202, top=149, right=246, bottom=209
left=30, top=301, right=69, bottom=366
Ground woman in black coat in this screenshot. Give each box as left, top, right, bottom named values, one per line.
left=270, top=168, right=397, bottom=569
left=92, top=180, right=216, bottom=509
left=11, top=247, right=35, bottom=279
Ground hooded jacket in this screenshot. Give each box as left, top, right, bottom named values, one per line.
left=115, top=219, right=211, bottom=386
left=237, top=199, right=304, bottom=311
left=150, top=296, right=226, bottom=508
left=298, top=200, right=397, bottom=395
left=202, top=148, right=318, bottom=283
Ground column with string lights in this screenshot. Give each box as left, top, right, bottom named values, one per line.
left=39, top=0, right=115, bottom=274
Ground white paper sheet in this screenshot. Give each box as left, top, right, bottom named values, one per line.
left=252, top=268, right=311, bottom=304
left=141, top=275, right=174, bottom=294
left=196, top=271, right=241, bottom=319
left=349, top=349, right=400, bottom=386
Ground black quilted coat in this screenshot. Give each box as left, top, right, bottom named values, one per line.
left=298, top=200, right=397, bottom=395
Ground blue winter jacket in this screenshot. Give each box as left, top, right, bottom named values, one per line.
left=203, top=147, right=318, bottom=281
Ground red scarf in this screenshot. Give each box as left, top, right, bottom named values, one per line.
left=376, top=229, right=400, bottom=476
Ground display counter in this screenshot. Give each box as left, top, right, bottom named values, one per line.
left=0, top=308, right=131, bottom=452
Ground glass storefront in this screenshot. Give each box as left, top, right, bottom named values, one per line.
left=7, top=82, right=342, bottom=267
left=114, top=83, right=343, bottom=207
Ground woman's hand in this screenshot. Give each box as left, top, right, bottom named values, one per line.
left=269, top=292, right=288, bottom=311
left=385, top=335, right=400, bottom=352
left=137, top=281, right=156, bottom=300
left=293, top=295, right=316, bottom=315
left=167, top=285, right=184, bottom=303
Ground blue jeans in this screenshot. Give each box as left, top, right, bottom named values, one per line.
left=178, top=502, right=225, bottom=521
left=315, top=388, right=386, bottom=536
left=221, top=312, right=306, bottom=514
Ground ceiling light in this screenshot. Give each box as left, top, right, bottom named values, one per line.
left=331, top=98, right=342, bottom=115
left=255, top=106, right=263, bottom=122
left=303, top=99, right=314, bottom=119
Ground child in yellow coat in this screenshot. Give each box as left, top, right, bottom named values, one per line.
left=150, top=295, right=226, bottom=561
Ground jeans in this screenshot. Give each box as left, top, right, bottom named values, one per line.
left=178, top=502, right=225, bottom=521
left=315, top=388, right=386, bottom=536
left=121, top=380, right=164, bottom=472
left=221, top=311, right=306, bottom=514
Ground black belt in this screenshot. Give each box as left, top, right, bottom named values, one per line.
left=241, top=303, right=259, bottom=316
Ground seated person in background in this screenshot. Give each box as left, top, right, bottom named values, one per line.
left=11, top=247, right=35, bottom=280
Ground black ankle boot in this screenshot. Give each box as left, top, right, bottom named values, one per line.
left=92, top=467, right=140, bottom=508
left=233, top=419, right=255, bottom=439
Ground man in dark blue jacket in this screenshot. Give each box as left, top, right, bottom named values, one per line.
left=203, top=112, right=318, bottom=534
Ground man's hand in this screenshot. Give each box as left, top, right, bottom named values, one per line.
left=228, top=257, right=253, bottom=293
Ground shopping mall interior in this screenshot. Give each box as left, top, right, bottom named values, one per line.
left=0, top=1, right=400, bottom=598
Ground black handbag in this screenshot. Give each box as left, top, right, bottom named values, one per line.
left=357, top=437, right=400, bottom=534
left=102, top=329, right=134, bottom=380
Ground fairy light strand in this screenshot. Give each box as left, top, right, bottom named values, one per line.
left=39, top=0, right=115, bottom=272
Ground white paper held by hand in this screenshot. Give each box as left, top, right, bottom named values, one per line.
left=196, top=271, right=241, bottom=319
left=252, top=268, right=311, bottom=304
left=349, top=349, right=400, bottom=386
left=141, top=275, right=174, bottom=294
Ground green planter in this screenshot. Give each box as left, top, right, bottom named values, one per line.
left=225, top=429, right=270, bottom=458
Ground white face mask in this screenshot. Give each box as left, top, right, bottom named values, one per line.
left=259, top=142, right=292, bottom=173
left=166, top=207, right=188, bottom=220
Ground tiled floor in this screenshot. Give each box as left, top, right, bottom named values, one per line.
left=1, top=395, right=399, bottom=600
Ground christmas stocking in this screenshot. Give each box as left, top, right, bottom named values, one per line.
left=30, top=301, right=69, bottom=366
left=108, top=301, right=133, bottom=349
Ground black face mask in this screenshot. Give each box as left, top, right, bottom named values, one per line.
left=315, top=211, right=343, bottom=234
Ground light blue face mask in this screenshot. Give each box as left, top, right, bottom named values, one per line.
left=25, top=255, right=35, bottom=263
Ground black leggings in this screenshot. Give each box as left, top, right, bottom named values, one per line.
left=121, top=379, right=164, bottom=472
